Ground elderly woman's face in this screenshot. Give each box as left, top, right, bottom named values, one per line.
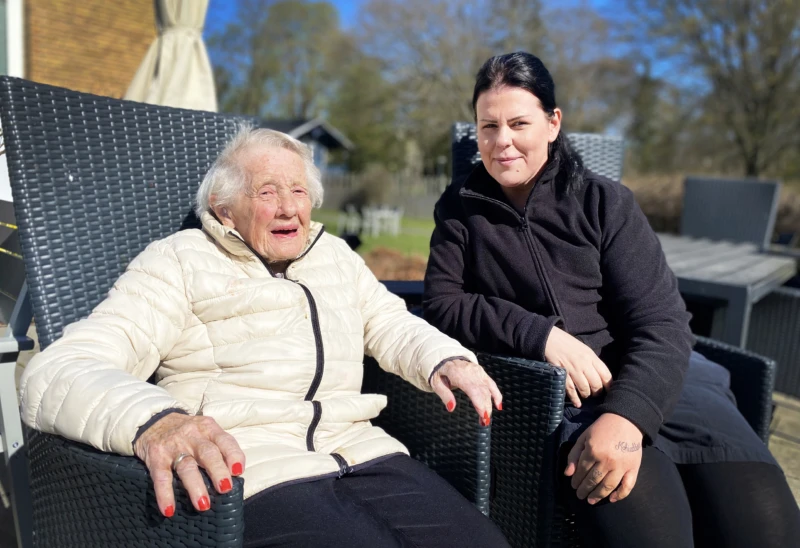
left=476, top=86, right=561, bottom=200
left=221, top=146, right=312, bottom=263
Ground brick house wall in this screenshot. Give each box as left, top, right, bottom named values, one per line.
left=26, top=0, right=156, bottom=98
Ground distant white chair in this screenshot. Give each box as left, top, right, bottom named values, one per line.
left=361, top=206, right=380, bottom=237
left=337, top=204, right=361, bottom=235
left=384, top=207, right=403, bottom=236
left=343, top=205, right=403, bottom=238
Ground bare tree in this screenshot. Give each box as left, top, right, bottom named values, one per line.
left=626, top=0, right=800, bottom=176
left=358, top=0, right=632, bottom=169
left=542, top=5, right=636, bottom=134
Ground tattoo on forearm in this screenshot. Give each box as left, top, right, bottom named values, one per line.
left=615, top=441, right=642, bottom=453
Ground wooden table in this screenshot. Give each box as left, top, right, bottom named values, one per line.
left=658, top=234, right=797, bottom=347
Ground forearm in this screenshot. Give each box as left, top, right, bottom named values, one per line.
left=364, top=292, right=478, bottom=390
left=21, top=351, right=187, bottom=455
left=350, top=250, right=475, bottom=389
left=19, top=303, right=188, bottom=454
left=597, top=186, right=693, bottom=441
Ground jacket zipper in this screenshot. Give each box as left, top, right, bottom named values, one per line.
left=296, top=282, right=325, bottom=451
left=331, top=453, right=351, bottom=478
left=460, top=190, right=568, bottom=326
left=228, top=228, right=328, bottom=451
left=299, top=283, right=325, bottom=402
left=520, top=228, right=567, bottom=325
left=306, top=401, right=322, bottom=451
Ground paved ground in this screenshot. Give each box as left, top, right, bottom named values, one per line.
left=2, top=331, right=800, bottom=546
left=769, top=392, right=800, bottom=501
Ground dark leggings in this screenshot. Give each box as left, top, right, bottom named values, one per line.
left=561, top=446, right=800, bottom=548
left=243, top=454, right=510, bottom=548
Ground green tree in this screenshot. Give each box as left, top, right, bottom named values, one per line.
left=209, top=0, right=280, bottom=117
left=209, top=0, right=343, bottom=119
left=327, top=45, right=404, bottom=171
left=263, top=0, right=342, bottom=119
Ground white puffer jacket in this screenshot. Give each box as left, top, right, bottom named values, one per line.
left=20, top=213, right=476, bottom=498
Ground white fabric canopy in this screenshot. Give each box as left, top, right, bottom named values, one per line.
left=125, top=0, right=217, bottom=112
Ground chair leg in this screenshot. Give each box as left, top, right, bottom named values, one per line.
left=0, top=284, right=34, bottom=547
left=0, top=357, right=33, bottom=548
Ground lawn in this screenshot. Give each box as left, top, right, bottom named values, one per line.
left=312, top=209, right=435, bottom=257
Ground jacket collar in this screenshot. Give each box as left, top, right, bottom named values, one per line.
left=200, top=211, right=324, bottom=262
left=459, top=155, right=561, bottom=204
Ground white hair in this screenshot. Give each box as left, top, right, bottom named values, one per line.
left=195, top=122, right=324, bottom=218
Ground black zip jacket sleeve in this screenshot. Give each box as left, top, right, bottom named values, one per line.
left=593, top=185, right=693, bottom=441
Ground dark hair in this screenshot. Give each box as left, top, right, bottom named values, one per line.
left=472, top=52, right=585, bottom=195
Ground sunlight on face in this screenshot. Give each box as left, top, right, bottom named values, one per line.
left=476, top=86, right=561, bottom=207
left=218, top=146, right=312, bottom=263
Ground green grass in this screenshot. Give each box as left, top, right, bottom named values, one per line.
left=312, top=208, right=434, bottom=257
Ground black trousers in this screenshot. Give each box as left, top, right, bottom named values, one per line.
left=243, top=454, right=510, bottom=548
left=561, top=445, right=800, bottom=548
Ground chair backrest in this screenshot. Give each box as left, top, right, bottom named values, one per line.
left=680, top=176, right=780, bottom=250
left=0, top=76, right=243, bottom=349
left=451, top=122, right=625, bottom=187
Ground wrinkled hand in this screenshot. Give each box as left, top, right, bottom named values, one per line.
left=430, top=359, right=503, bottom=426
left=133, top=413, right=246, bottom=517
left=565, top=413, right=643, bottom=504
left=545, top=326, right=612, bottom=407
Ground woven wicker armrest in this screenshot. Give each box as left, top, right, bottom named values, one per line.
left=361, top=356, right=492, bottom=514
left=25, top=429, right=245, bottom=547
left=474, top=352, right=568, bottom=547
left=693, top=336, right=776, bottom=443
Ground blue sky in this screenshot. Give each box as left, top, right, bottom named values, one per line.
left=205, top=0, right=365, bottom=36
left=205, top=0, right=618, bottom=36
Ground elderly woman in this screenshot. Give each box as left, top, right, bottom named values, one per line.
left=423, top=52, right=800, bottom=548
left=19, top=126, right=508, bottom=547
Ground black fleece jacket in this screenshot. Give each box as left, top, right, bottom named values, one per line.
left=422, top=158, right=694, bottom=442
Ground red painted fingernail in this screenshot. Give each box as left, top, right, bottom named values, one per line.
left=232, top=462, right=243, bottom=475
left=219, top=478, right=232, bottom=492
left=164, top=505, right=174, bottom=518
left=446, top=400, right=455, bottom=412
left=198, top=496, right=210, bottom=511
left=497, top=402, right=503, bottom=411
left=483, top=411, right=490, bottom=422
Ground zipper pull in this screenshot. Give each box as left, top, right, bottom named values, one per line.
left=518, top=217, right=528, bottom=232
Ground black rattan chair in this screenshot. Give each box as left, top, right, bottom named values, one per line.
left=681, top=176, right=780, bottom=251
left=748, top=287, right=800, bottom=398
left=0, top=76, right=246, bottom=548
left=0, top=77, right=493, bottom=548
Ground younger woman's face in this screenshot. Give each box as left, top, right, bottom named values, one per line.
left=475, top=86, right=561, bottom=204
